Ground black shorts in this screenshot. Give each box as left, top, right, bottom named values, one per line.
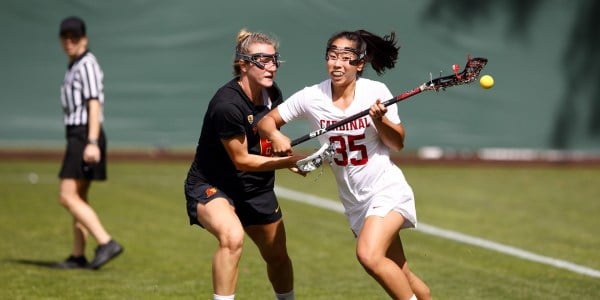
left=59, top=125, right=107, bottom=180
left=184, top=181, right=282, bottom=227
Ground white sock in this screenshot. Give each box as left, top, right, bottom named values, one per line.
left=409, top=295, right=417, bottom=300
left=213, top=294, right=234, bottom=300
left=275, top=290, right=295, bottom=300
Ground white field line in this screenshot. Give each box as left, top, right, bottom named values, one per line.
left=275, top=186, right=600, bottom=279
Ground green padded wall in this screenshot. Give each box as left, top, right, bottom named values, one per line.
left=1, top=0, right=598, bottom=151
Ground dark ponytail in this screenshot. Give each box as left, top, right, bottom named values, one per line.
left=357, top=30, right=399, bottom=75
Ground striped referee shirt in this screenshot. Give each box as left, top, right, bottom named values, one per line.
left=60, top=51, right=104, bottom=126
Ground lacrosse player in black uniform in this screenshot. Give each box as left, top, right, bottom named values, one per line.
left=184, top=29, right=305, bottom=300
left=54, top=16, right=123, bottom=270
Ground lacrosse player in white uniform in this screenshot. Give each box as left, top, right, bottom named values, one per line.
left=258, top=30, right=431, bottom=300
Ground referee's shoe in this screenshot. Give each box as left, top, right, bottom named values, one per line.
left=88, top=240, right=124, bottom=270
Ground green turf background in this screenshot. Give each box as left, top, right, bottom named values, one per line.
left=1, top=161, right=598, bottom=299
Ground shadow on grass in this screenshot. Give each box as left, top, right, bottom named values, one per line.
left=6, top=258, right=83, bottom=270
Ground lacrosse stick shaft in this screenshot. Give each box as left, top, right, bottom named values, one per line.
left=291, top=86, right=424, bottom=146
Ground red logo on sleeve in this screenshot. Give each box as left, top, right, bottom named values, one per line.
left=205, top=187, right=217, bottom=198
left=259, top=138, right=273, bottom=157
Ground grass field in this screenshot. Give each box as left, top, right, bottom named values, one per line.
left=1, top=159, right=599, bottom=299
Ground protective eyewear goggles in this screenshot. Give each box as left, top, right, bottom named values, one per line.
left=236, top=52, right=281, bottom=69
left=325, top=46, right=365, bottom=66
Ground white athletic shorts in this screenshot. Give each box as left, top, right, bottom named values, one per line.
left=344, top=166, right=417, bottom=236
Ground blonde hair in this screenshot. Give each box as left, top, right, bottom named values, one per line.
left=233, top=28, right=279, bottom=76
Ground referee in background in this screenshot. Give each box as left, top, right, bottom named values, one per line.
left=53, top=16, right=123, bottom=270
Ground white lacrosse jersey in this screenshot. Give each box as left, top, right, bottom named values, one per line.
left=279, top=78, right=411, bottom=218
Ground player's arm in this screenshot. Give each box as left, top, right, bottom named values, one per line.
left=221, top=134, right=303, bottom=172
left=257, top=107, right=293, bottom=156
left=369, top=99, right=405, bottom=151
left=84, top=99, right=102, bottom=163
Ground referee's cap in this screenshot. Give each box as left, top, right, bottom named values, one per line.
left=59, top=16, right=86, bottom=38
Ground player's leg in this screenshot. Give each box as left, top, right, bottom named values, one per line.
left=196, top=197, right=245, bottom=296
left=387, top=236, right=431, bottom=300
left=245, top=219, right=294, bottom=297
left=357, top=211, right=415, bottom=299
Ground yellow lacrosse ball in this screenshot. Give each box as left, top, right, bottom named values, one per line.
left=480, top=75, right=494, bottom=89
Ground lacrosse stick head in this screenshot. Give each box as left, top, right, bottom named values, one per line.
left=296, top=143, right=336, bottom=172
left=425, top=56, right=488, bottom=91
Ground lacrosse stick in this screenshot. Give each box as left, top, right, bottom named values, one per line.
left=290, top=55, right=488, bottom=146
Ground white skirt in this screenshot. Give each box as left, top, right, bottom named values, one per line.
left=341, top=165, right=417, bottom=236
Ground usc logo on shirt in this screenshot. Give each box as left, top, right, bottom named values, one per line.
left=259, top=138, right=273, bottom=157
left=205, top=187, right=217, bottom=198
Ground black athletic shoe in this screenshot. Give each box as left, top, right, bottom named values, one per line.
left=53, top=255, right=88, bottom=269
left=88, top=240, right=123, bottom=270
